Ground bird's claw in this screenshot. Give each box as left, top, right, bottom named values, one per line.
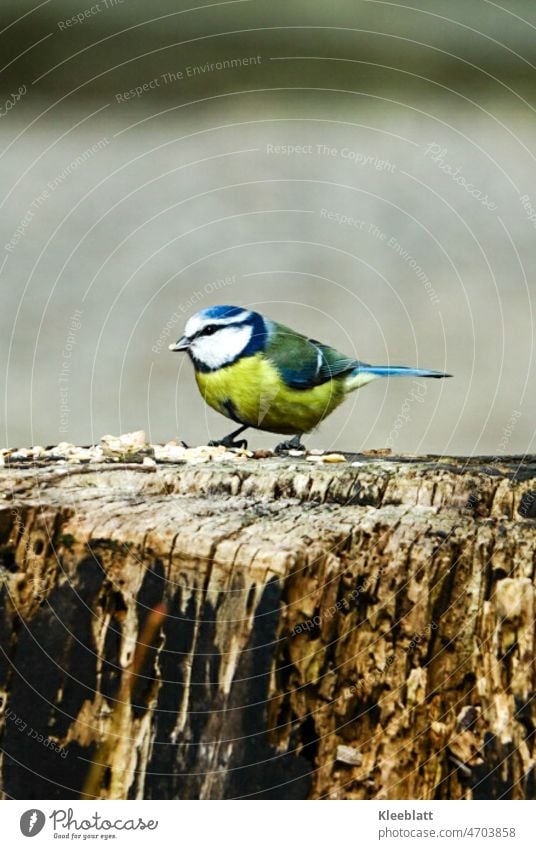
left=209, top=438, right=248, bottom=450
left=275, top=436, right=306, bottom=454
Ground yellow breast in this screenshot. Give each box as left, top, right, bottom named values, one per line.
left=195, top=354, right=346, bottom=435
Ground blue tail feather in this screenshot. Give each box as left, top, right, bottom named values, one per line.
left=356, top=365, right=452, bottom=379
left=344, top=363, right=451, bottom=392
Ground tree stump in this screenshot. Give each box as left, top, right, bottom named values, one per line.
left=0, top=451, right=535, bottom=800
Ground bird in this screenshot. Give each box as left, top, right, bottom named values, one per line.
left=169, top=305, right=451, bottom=451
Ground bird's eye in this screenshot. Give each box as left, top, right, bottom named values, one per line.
left=203, top=324, right=218, bottom=336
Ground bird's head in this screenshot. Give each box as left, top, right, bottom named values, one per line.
left=169, top=305, right=267, bottom=371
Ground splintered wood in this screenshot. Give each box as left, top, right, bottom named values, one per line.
left=0, top=454, right=535, bottom=799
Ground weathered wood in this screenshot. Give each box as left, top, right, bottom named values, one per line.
left=0, top=453, right=535, bottom=800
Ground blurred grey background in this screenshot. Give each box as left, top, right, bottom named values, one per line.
left=0, top=0, right=534, bottom=454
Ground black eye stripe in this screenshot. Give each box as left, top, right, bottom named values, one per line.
left=192, top=324, right=218, bottom=339
left=193, top=320, right=247, bottom=339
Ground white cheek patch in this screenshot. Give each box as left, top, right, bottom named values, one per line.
left=191, top=324, right=253, bottom=369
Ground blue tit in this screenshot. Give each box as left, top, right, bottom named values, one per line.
left=169, top=305, right=451, bottom=450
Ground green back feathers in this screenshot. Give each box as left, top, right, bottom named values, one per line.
left=265, top=320, right=358, bottom=389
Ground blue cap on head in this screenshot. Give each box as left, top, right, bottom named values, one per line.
left=198, top=305, right=249, bottom=320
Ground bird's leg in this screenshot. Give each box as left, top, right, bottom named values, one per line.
left=275, top=433, right=306, bottom=453
left=208, top=425, right=249, bottom=450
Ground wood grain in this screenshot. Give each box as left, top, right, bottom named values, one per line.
left=0, top=454, right=535, bottom=799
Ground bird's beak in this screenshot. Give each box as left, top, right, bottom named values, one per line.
left=169, top=336, right=189, bottom=352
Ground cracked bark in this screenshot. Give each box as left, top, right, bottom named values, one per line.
left=0, top=454, right=535, bottom=800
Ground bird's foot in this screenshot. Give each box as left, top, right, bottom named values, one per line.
left=275, top=435, right=306, bottom=454
left=208, top=425, right=248, bottom=450
left=208, top=436, right=248, bottom=450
